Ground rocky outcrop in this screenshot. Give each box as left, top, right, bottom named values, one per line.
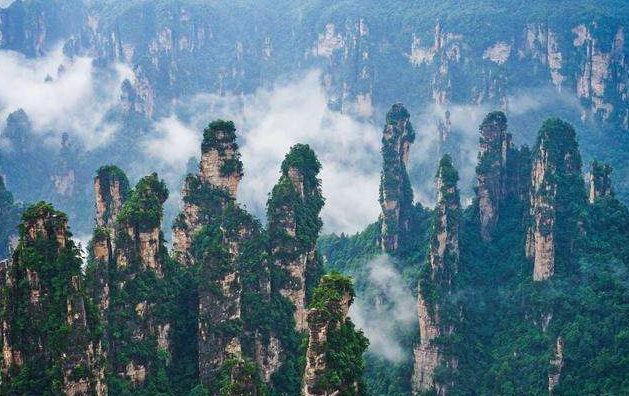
left=194, top=188, right=274, bottom=390
left=475, top=111, right=511, bottom=241
left=214, top=357, right=266, bottom=396
left=548, top=337, right=564, bottom=395
left=379, top=103, right=416, bottom=253
left=302, top=273, right=368, bottom=396
left=573, top=24, right=627, bottom=122
left=173, top=120, right=243, bottom=267
left=526, top=118, right=585, bottom=281
left=94, top=165, right=130, bottom=230
left=0, top=202, right=105, bottom=395
left=171, top=121, right=276, bottom=390
left=267, top=144, right=324, bottom=332
left=588, top=161, right=614, bottom=203
left=413, top=155, right=461, bottom=396
left=199, top=120, right=243, bottom=197
left=87, top=166, right=130, bottom=390
left=108, top=174, right=171, bottom=389
left=197, top=228, right=244, bottom=387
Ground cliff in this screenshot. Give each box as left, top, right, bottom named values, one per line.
left=171, top=120, right=277, bottom=393
left=0, top=202, right=105, bottom=395
left=379, top=103, right=415, bottom=253
left=413, top=155, right=461, bottom=396
left=548, top=337, right=564, bottom=395
left=267, top=144, right=324, bottom=332
left=94, top=165, right=130, bottom=231
left=475, top=111, right=510, bottom=240
left=526, top=118, right=586, bottom=281
left=86, top=165, right=130, bottom=389
left=107, top=173, right=173, bottom=391
left=173, top=120, right=243, bottom=267
left=302, top=272, right=368, bottom=396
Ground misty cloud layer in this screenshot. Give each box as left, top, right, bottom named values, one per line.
left=0, top=47, right=132, bottom=149
left=144, top=71, right=382, bottom=234
left=0, top=43, right=589, bottom=237
left=348, top=255, right=417, bottom=362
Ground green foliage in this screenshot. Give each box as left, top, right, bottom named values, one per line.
left=308, top=272, right=369, bottom=396
left=280, top=143, right=322, bottom=185
left=217, top=357, right=267, bottom=396
left=480, top=110, right=507, bottom=130
left=310, top=271, right=355, bottom=311
left=1, top=202, right=97, bottom=395
left=118, top=173, right=169, bottom=231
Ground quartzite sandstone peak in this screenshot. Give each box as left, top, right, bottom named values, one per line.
left=475, top=111, right=511, bottom=241
left=526, top=118, right=585, bottom=281
left=413, top=155, right=461, bottom=396
left=302, top=272, right=367, bottom=396
left=379, top=103, right=415, bottom=253
left=0, top=202, right=106, bottom=396
left=267, top=143, right=324, bottom=332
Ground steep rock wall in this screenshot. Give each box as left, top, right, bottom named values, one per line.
left=526, top=118, right=585, bottom=281
left=413, top=155, right=461, bottom=396
left=379, top=103, right=415, bottom=253
left=0, top=203, right=105, bottom=395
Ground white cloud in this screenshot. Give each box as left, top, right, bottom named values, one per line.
left=142, top=115, right=201, bottom=176
left=349, top=255, right=417, bottom=362
left=144, top=70, right=382, bottom=234
left=0, top=47, right=132, bottom=149
left=0, top=0, right=15, bottom=8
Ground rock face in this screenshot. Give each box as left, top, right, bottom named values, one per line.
left=302, top=273, right=368, bottom=396
left=413, top=155, right=461, bottom=396
left=171, top=121, right=246, bottom=385
left=475, top=111, right=511, bottom=241
left=0, top=203, right=105, bottom=395
left=379, top=103, right=416, bottom=253
left=217, top=358, right=266, bottom=396
left=172, top=120, right=275, bottom=390
left=94, top=165, right=130, bottom=230
left=526, top=118, right=585, bottom=281
left=588, top=161, right=614, bottom=203
left=199, top=120, right=243, bottom=197
left=87, top=165, right=130, bottom=390
left=267, top=144, right=324, bottom=332
left=107, top=173, right=171, bottom=389
left=548, top=337, right=564, bottom=395
left=173, top=120, right=243, bottom=267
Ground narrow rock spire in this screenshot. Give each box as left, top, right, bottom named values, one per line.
left=108, top=174, right=171, bottom=389
left=199, top=120, right=243, bottom=197
left=302, top=272, right=368, bottom=396
left=526, top=118, right=585, bottom=281
left=413, top=155, right=460, bottom=396
left=267, top=144, right=324, bottom=332
left=0, top=203, right=105, bottom=395
left=548, top=337, right=565, bottom=395
left=173, top=120, right=244, bottom=267
left=94, top=165, right=130, bottom=230
left=475, top=111, right=510, bottom=241
left=379, top=103, right=415, bottom=253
